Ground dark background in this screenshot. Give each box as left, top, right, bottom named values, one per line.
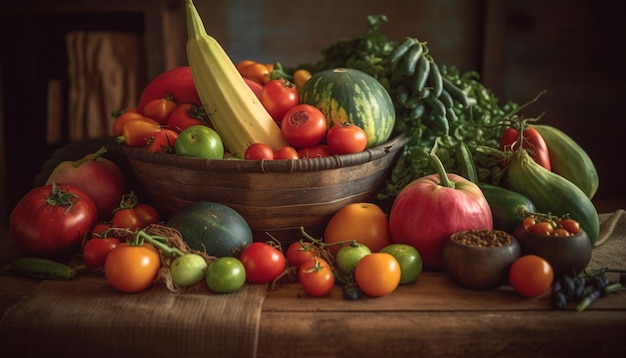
left=1, top=0, right=624, bottom=228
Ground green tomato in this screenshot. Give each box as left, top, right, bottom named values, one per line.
left=206, top=256, right=246, bottom=293
left=380, top=244, right=422, bottom=284
left=335, top=242, right=371, bottom=275
left=170, top=253, right=208, bottom=287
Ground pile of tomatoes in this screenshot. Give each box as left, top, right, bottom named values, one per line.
left=520, top=214, right=582, bottom=237
left=112, top=98, right=212, bottom=153
left=239, top=60, right=369, bottom=160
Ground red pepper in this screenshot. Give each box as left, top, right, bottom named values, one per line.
left=499, top=125, right=551, bottom=171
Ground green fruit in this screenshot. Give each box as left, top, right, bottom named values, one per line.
left=175, top=125, right=224, bottom=159
left=299, top=68, right=396, bottom=147
left=336, top=243, right=371, bottom=274
left=205, top=257, right=246, bottom=293
left=170, top=253, right=208, bottom=287
left=380, top=244, right=422, bottom=284
left=166, top=201, right=253, bottom=258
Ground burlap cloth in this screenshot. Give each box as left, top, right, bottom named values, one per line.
left=0, top=274, right=267, bottom=358
left=588, top=209, right=626, bottom=271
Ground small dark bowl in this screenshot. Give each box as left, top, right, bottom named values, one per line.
left=442, top=230, right=521, bottom=290
left=513, top=224, right=592, bottom=279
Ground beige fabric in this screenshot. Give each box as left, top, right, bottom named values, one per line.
left=0, top=275, right=266, bottom=358
left=588, top=209, right=626, bottom=271
left=66, top=31, right=142, bottom=141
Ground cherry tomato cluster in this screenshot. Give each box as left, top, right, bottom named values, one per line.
left=81, top=191, right=161, bottom=272
left=521, top=214, right=582, bottom=237
left=112, top=97, right=212, bottom=153
left=237, top=60, right=368, bottom=160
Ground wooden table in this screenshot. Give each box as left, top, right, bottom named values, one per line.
left=1, top=228, right=625, bottom=358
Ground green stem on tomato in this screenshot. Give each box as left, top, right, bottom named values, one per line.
left=133, top=229, right=185, bottom=258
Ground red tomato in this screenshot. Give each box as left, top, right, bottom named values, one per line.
left=90, top=222, right=112, bottom=238
left=133, top=203, right=161, bottom=226
left=9, top=183, right=98, bottom=261
left=558, top=218, right=581, bottom=235
left=142, top=97, right=177, bottom=124
left=245, top=143, right=275, bottom=160
left=528, top=221, right=554, bottom=236
left=112, top=208, right=143, bottom=231
left=273, top=146, right=300, bottom=160
left=166, top=103, right=210, bottom=133
left=298, top=256, right=335, bottom=297
left=297, top=144, right=333, bottom=159
left=82, top=236, right=121, bottom=270
left=281, top=104, right=327, bottom=148
left=239, top=242, right=286, bottom=284
left=260, top=79, right=299, bottom=121
left=500, top=126, right=551, bottom=171
left=286, top=241, right=320, bottom=268
left=326, top=123, right=368, bottom=154
left=146, top=128, right=178, bottom=153
left=509, top=254, right=554, bottom=297
left=118, top=119, right=162, bottom=147
left=104, top=243, right=161, bottom=293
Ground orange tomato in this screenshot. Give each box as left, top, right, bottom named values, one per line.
left=354, top=252, right=401, bottom=297
left=239, top=62, right=271, bottom=85
left=323, top=202, right=392, bottom=255
left=236, top=59, right=257, bottom=72
left=142, top=97, right=177, bottom=124
left=104, top=243, right=160, bottom=293
left=293, top=69, right=312, bottom=89
left=508, top=255, right=554, bottom=298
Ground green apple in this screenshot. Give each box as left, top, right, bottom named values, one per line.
left=380, top=244, right=422, bottom=284
left=175, top=125, right=224, bottom=159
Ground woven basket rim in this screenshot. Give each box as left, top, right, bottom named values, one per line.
left=119, top=132, right=409, bottom=173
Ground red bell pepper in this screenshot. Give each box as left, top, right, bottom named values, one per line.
left=499, top=125, right=551, bottom=171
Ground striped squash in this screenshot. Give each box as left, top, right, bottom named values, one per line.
left=298, top=68, right=395, bottom=148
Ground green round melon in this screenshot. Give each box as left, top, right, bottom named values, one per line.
left=299, top=68, right=395, bottom=147
left=166, top=201, right=253, bottom=258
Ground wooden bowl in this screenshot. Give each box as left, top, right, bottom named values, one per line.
left=513, top=224, right=592, bottom=279
left=119, top=133, right=408, bottom=246
left=443, top=230, right=521, bottom=290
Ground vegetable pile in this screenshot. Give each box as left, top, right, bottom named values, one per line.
left=3, top=2, right=622, bottom=313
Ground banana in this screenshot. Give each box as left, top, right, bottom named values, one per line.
left=185, top=0, right=288, bottom=158
left=532, top=124, right=599, bottom=199
left=400, top=42, right=424, bottom=76
left=4, top=257, right=76, bottom=280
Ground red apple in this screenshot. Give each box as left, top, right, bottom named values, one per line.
left=45, top=147, right=127, bottom=220
left=388, top=154, right=493, bottom=271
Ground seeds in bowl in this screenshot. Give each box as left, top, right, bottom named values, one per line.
left=451, top=230, right=514, bottom=247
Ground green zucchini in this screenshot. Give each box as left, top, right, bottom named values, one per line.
left=507, top=149, right=600, bottom=246
left=478, top=183, right=537, bottom=234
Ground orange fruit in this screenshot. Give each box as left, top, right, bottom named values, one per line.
left=323, top=202, right=392, bottom=256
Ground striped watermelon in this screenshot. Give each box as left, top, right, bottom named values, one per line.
left=298, top=68, right=395, bottom=148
